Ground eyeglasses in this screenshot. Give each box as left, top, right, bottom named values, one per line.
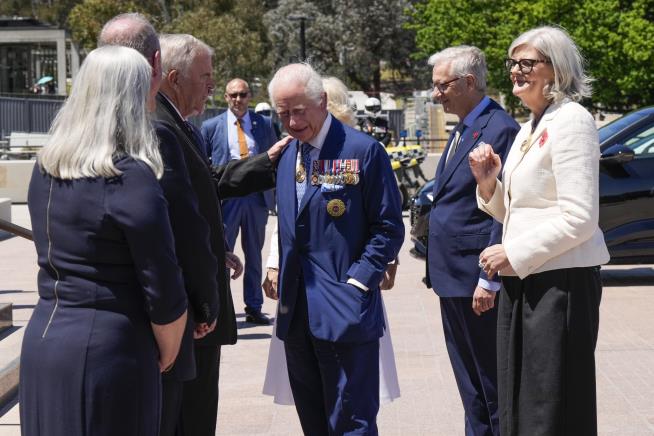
left=504, top=58, right=551, bottom=74
left=432, top=77, right=462, bottom=93
left=227, top=92, right=249, bottom=99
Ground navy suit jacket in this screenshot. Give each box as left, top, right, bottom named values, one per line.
left=426, top=99, right=519, bottom=297
left=201, top=110, right=278, bottom=211
left=275, top=117, right=404, bottom=343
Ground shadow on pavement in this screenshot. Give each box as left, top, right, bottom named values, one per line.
left=601, top=267, right=654, bottom=286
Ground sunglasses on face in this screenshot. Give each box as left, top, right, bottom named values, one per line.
left=227, top=92, right=249, bottom=99
left=505, top=58, right=551, bottom=74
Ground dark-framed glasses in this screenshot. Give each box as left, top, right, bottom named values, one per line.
left=433, top=76, right=462, bottom=93
left=505, top=58, right=551, bottom=74
left=227, top=92, right=249, bottom=99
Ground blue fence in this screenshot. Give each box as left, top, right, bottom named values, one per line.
left=1, top=97, right=406, bottom=143
left=0, top=96, right=63, bottom=139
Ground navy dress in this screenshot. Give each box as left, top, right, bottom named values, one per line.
left=19, top=156, right=187, bottom=436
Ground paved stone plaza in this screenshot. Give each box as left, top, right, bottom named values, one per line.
left=1, top=206, right=653, bottom=435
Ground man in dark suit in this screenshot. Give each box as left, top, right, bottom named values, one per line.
left=269, top=63, right=405, bottom=435
left=426, top=46, right=519, bottom=436
left=154, top=34, right=289, bottom=436
left=201, top=78, right=278, bottom=325
left=98, top=16, right=220, bottom=436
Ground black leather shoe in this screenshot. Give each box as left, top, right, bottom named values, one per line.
left=244, top=307, right=270, bottom=325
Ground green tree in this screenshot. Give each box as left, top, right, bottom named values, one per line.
left=67, top=0, right=157, bottom=50
left=408, top=0, right=654, bottom=112
left=163, top=1, right=272, bottom=95
left=265, top=0, right=420, bottom=96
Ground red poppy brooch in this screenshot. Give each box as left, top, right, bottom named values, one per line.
left=539, top=130, right=548, bottom=147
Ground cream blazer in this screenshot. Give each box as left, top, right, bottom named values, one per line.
left=478, top=99, right=609, bottom=279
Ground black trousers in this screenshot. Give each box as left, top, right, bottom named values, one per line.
left=498, top=266, right=602, bottom=436
left=178, top=345, right=221, bottom=436
left=160, top=379, right=184, bottom=436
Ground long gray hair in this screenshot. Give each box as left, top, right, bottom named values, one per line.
left=38, top=45, right=162, bottom=179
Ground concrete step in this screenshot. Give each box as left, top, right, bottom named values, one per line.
left=0, top=326, right=22, bottom=410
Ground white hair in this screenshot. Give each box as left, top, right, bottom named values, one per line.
left=38, top=46, right=162, bottom=179
left=428, top=45, right=487, bottom=92
left=159, top=34, right=214, bottom=77
left=509, top=26, right=592, bottom=102
left=322, top=76, right=355, bottom=126
left=268, top=63, right=324, bottom=109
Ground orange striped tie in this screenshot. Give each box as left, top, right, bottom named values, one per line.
left=236, top=118, right=248, bottom=159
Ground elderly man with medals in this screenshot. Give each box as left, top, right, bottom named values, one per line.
left=268, top=63, right=404, bottom=436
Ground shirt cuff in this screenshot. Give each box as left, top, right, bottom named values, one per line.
left=478, top=278, right=501, bottom=292
left=347, top=278, right=369, bottom=292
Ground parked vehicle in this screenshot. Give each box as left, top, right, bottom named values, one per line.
left=410, top=106, right=654, bottom=264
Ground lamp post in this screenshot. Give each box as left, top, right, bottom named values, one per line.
left=288, top=15, right=314, bottom=61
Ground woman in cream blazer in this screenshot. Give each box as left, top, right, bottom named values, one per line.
left=469, top=27, right=609, bottom=436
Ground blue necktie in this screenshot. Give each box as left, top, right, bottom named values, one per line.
left=296, top=142, right=313, bottom=211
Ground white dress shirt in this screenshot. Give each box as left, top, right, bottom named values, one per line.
left=227, top=109, right=256, bottom=159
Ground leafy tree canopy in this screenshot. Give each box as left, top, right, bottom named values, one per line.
left=408, top=0, right=654, bottom=111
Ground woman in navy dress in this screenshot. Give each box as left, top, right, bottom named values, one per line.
left=19, top=45, right=188, bottom=436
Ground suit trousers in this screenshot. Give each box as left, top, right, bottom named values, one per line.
left=498, top=266, right=602, bottom=436
left=160, top=379, right=184, bottom=436
left=284, top=280, right=380, bottom=436
left=179, top=345, right=222, bottom=436
left=440, top=297, right=499, bottom=436
left=222, top=193, right=268, bottom=310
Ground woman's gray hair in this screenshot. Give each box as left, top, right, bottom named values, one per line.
left=428, top=45, right=487, bottom=92
left=509, top=26, right=592, bottom=102
left=268, top=63, right=324, bottom=109
left=159, top=34, right=214, bottom=77
left=38, top=46, right=162, bottom=179
left=322, top=76, right=356, bottom=127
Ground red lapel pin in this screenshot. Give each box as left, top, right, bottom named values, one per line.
left=539, top=130, right=548, bottom=147
left=473, top=131, right=480, bottom=140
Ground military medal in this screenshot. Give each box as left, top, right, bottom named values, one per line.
left=326, top=199, right=346, bottom=217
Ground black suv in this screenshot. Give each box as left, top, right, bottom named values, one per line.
left=410, top=106, right=654, bottom=264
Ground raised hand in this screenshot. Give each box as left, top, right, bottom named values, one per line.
left=468, top=142, right=502, bottom=202
left=266, top=135, right=294, bottom=163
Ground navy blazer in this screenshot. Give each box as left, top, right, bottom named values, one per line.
left=275, top=117, right=404, bottom=343
left=201, top=110, right=278, bottom=211
left=426, top=99, right=519, bottom=297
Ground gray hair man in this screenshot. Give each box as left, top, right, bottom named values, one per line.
left=425, top=45, right=519, bottom=436
left=267, top=62, right=404, bottom=435
left=154, top=33, right=291, bottom=436
left=98, top=13, right=162, bottom=104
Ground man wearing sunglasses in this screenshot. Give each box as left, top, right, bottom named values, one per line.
left=202, top=78, right=279, bottom=325
left=426, top=45, right=519, bottom=436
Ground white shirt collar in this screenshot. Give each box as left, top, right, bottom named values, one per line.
left=306, top=113, right=332, bottom=150
left=227, top=109, right=251, bottom=127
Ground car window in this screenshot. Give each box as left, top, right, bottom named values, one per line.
left=623, top=125, right=654, bottom=158
left=599, top=112, right=647, bottom=143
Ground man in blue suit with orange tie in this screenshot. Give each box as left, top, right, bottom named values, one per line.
left=201, top=78, right=278, bottom=324
left=268, top=63, right=404, bottom=435
left=426, top=46, right=519, bottom=436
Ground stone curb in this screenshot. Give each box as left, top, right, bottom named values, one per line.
left=0, top=328, right=23, bottom=409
